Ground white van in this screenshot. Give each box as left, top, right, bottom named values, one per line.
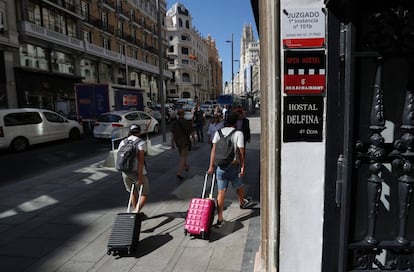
left=0, top=108, right=83, bottom=151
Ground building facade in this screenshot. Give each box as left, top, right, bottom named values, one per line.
left=0, top=0, right=172, bottom=115
left=223, top=23, right=260, bottom=111
left=165, top=3, right=220, bottom=104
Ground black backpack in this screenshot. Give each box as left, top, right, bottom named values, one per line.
left=116, top=138, right=141, bottom=173
left=214, top=128, right=237, bottom=167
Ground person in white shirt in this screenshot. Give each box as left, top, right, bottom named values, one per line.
left=207, top=112, right=252, bottom=228
left=207, top=114, right=224, bottom=146
left=117, top=124, right=149, bottom=213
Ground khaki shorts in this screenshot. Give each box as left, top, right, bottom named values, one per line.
left=122, top=173, right=149, bottom=195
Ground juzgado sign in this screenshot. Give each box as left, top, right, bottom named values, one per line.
left=283, top=96, right=324, bottom=142
left=282, top=8, right=325, bottom=48
left=284, top=50, right=326, bottom=95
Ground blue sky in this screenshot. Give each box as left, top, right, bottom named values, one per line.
left=166, top=1, right=258, bottom=86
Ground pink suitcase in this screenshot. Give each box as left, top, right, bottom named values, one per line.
left=184, top=173, right=216, bottom=239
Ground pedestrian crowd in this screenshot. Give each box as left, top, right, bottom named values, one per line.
left=116, top=103, right=253, bottom=229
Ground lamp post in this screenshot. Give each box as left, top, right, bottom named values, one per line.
left=226, top=33, right=234, bottom=96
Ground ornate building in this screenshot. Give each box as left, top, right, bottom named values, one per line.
left=0, top=0, right=172, bottom=113
left=165, top=3, right=221, bottom=103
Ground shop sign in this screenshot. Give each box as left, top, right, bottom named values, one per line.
left=284, top=50, right=326, bottom=95
left=283, top=96, right=324, bottom=142
left=282, top=8, right=325, bottom=48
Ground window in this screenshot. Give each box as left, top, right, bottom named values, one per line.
left=179, top=18, right=182, bottom=27
left=181, top=35, right=190, bottom=41
left=182, top=73, right=190, bottom=82
left=80, top=1, right=89, bottom=19
left=4, top=112, right=42, bottom=126
left=20, top=44, right=49, bottom=71
left=181, top=47, right=189, bottom=55
left=83, top=31, right=92, bottom=43
left=118, top=21, right=124, bottom=37
left=44, top=112, right=65, bottom=123
left=0, top=10, right=4, bottom=32
left=102, top=37, right=111, bottom=50
left=51, top=51, right=74, bottom=74
left=27, top=2, right=41, bottom=26
left=42, top=8, right=66, bottom=34
left=102, top=12, right=108, bottom=29
left=80, top=59, right=97, bottom=79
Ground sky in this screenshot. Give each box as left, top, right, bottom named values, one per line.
left=166, top=0, right=258, bottom=86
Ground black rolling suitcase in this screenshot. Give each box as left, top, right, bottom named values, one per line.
left=107, top=183, right=143, bottom=256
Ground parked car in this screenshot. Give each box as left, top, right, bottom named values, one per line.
left=93, top=110, right=159, bottom=140
left=0, top=108, right=83, bottom=152
left=150, top=104, right=177, bottom=123
left=200, top=104, right=214, bottom=118
left=182, top=105, right=195, bottom=121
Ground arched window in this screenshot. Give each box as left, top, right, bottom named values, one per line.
left=179, top=18, right=183, bottom=27
left=185, top=20, right=189, bottom=29
left=182, top=73, right=190, bottom=82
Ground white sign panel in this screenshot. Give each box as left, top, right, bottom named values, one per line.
left=282, top=8, right=326, bottom=48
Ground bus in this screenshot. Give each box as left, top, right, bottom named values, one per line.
left=217, top=94, right=251, bottom=111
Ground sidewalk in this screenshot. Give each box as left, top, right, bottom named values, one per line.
left=0, top=116, right=261, bottom=272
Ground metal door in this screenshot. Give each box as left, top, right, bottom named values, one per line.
left=324, top=2, right=414, bottom=271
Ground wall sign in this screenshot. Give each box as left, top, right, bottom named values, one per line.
left=284, top=50, right=326, bottom=95
left=282, top=8, right=325, bottom=48
left=283, top=96, right=324, bottom=142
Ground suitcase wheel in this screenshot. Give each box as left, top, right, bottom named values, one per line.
left=200, top=231, right=209, bottom=240
left=184, top=229, right=188, bottom=236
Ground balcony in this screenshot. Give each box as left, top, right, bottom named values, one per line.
left=19, top=21, right=170, bottom=78
left=20, top=21, right=83, bottom=51
left=100, top=0, right=116, bottom=11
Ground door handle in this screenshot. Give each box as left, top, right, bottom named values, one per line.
left=336, top=154, right=344, bottom=207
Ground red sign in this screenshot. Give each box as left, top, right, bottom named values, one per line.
left=284, top=50, right=326, bottom=95
left=123, top=95, right=138, bottom=106
left=283, top=38, right=325, bottom=49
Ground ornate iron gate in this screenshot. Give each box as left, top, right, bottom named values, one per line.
left=330, top=2, right=414, bottom=271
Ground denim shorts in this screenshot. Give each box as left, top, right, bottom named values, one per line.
left=216, top=164, right=243, bottom=191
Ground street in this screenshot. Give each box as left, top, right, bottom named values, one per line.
left=0, top=127, right=170, bottom=185
left=0, top=116, right=261, bottom=272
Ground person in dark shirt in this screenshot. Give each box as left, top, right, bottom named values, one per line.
left=193, top=104, right=205, bottom=142
left=235, top=108, right=251, bottom=147
left=171, top=109, right=193, bottom=179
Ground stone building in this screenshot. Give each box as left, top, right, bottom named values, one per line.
left=0, top=0, right=172, bottom=114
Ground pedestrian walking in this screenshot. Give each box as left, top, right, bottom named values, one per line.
left=171, top=109, right=193, bottom=179
left=193, top=104, right=205, bottom=142
left=235, top=108, right=251, bottom=147
left=207, top=111, right=252, bottom=228
left=207, top=114, right=224, bottom=146
left=117, top=124, right=149, bottom=213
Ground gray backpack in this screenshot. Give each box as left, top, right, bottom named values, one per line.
left=214, top=129, right=236, bottom=167
left=116, top=138, right=141, bottom=173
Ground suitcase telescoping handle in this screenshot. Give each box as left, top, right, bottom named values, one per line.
left=127, top=182, right=143, bottom=213
left=201, top=172, right=215, bottom=199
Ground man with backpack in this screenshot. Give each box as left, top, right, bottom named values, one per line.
left=116, top=124, right=149, bottom=213
left=207, top=111, right=252, bottom=228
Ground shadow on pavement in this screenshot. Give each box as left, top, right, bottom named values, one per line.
left=209, top=207, right=260, bottom=242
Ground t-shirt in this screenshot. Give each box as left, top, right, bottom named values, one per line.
left=117, top=135, right=147, bottom=175
left=212, top=127, right=244, bottom=161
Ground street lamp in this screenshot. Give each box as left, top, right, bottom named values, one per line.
left=226, top=33, right=234, bottom=96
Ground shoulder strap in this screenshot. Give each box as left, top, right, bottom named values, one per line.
left=218, top=129, right=224, bottom=138
left=225, top=128, right=236, bottom=139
